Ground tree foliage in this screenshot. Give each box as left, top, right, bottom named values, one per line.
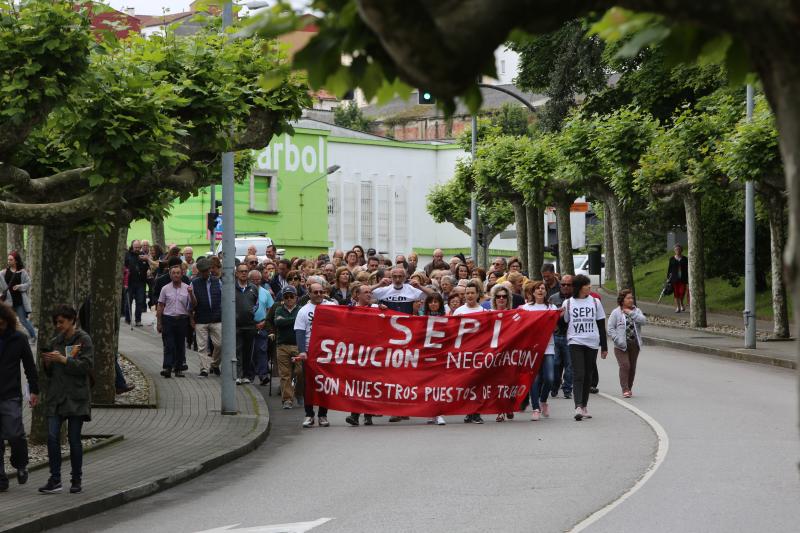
left=333, top=101, right=373, bottom=132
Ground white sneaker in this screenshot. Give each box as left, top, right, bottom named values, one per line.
left=241, top=377, right=251, bottom=384
left=235, top=378, right=243, bottom=385
left=302, top=416, right=315, bottom=428
left=318, top=416, right=330, bottom=427
left=574, top=407, right=583, bottom=421
left=282, top=401, right=293, bottom=409
left=531, top=409, right=541, bottom=421
left=582, top=407, right=592, bottom=419
left=436, top=416, right=446, bottom=426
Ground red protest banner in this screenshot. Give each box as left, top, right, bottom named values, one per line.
left=305, top=305, right=561, bottom=416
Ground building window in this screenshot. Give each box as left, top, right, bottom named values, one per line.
left=500, top=60, right=506, bottom=75
left=249, top=170, right=278, bottom=213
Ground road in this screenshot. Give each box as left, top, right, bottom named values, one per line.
left=50, top=345, right=798, bottom=533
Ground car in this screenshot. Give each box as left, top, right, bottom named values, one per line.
left=575, top=254, right=606, bottom=283
left=213, top=235, right=283, bottom=262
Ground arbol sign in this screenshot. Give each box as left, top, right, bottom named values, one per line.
left=255, top=135, right=327, bottom=174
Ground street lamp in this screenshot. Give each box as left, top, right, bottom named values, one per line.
left=299, top=165, right=341, bottom=239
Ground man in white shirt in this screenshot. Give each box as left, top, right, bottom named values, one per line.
left=294, top=281, right=337, bottom=428
left=371, top=267, right=433, bottom=314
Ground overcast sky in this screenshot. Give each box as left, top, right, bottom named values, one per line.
left=108, top=1, right=309, bottom=16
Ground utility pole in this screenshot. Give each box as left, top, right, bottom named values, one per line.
left=744, top=84, right=756, bottom=349
left=220, top=1, right=237, bottom=414
left=470, top=113, right=479, bottom=266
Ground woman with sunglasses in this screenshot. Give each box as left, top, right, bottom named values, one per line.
left=490, top=284, right=516, bottom=423
left=520, top=281, right=558, bottom=421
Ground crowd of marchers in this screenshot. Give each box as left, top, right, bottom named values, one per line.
left=121, top=241, right=648, bottom=430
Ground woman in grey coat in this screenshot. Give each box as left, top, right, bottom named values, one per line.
left=1, top=251, right=35, bottom=342
left=607, top=289, right=647, bottom=398
left=39, top=304, right=93, bottom=495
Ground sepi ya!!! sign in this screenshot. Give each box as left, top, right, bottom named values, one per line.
left=305, top=305, right=560, bottom=416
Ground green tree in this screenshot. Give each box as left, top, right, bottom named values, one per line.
left=427, top=159, right=515, bottom=267
left=333, top=101, right=373, bottom=132
left=718, top=94, right=789, bottom=337
left=0, top=2, right=308, bottom=434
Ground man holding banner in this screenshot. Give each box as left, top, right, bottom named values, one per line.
left=295, top=281, right=337, bottom=428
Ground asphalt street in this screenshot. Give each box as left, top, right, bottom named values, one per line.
left=48, top=344, right=798, bottom=533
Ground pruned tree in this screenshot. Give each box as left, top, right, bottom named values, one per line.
left=718, top=94, right=789, bottom=338
left=0, top=2, right=308, bottom=439
left=638, top=90, right=741, bottom=326
left=427, top=159, right=515, bottom=266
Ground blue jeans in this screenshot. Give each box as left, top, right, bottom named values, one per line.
left=530, top=353, right=555, bottom=411
left=552, top=335, right=572, bottom=395
left=47, top=415, right=83, bottom=482
left=13, top=305, right=35, bottom=340
left=254, top=329, right=269, bottom=377
left=162, top=315, right=188, bottom=370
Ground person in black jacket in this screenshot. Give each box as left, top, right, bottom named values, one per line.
left=124, top=240, right=152, bottom=327
left=235, top=264, right=259, bottom=384
left=667, top=244, right=689, bottom=313
left=0, top=303, right=39, bottom=492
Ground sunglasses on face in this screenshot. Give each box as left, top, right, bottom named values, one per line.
left=248, top=260, right=258, bottom=265
left=288, top=277, right=300, bottom=281
left=496, top=294, right=508, bottom=299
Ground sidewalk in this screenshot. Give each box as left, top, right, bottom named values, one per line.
left=596, top=287, right=797, bottom=370
left=0, top=321, right=270, bottom=533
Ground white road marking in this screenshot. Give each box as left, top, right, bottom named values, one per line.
left=569, top=394, right=670, bottom=532
left=193, top=518, right=333, bottom=533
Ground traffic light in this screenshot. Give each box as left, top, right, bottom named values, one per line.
left=418, top=90, right=436, bottom=104
left=206, top=212, right=218, bottom=232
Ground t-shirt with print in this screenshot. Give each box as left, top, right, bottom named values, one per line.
left=294, top=300, right=337, bottom=351
left=564, top=296, right=606, bottom=348
left=372, top=284, right=424, bottom=314
left=520, top=302, right=556, bottom=354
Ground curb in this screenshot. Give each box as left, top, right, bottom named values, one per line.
left=93, top=353, right=159, bottom=409
left=3, top=435, right=125, bottom=481
left=1, top=392, right=271, bottom=533
left=642, top=335, right=796, bottom=370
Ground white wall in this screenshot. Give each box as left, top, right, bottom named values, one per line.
left=490, top=46, right=520, bottom=85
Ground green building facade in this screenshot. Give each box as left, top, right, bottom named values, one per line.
left=128, top=127, right=332, bottom=257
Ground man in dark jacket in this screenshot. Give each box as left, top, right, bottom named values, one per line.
left=268, top=286, right=301, bottom=409
left=235, top=263, right=259, bottom=384
left=0, top=304, right=39, bottom=491
left=190, top=257, right=222, bottom=377
left=124, top=240, right=151, bottom=327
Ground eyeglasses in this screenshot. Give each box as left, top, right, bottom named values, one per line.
left=288, top=277, right=300, bottom=281
left=496, top=294, right=508, bottom=299
left=248, top=260, right=258, bottom=265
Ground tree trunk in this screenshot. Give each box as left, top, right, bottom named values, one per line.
left=555, top=197, right=575, bottom=275
left=535, top=206, right=545, bottom=275
left=604, top=197, right=634, bottom=294
left=86, top=222, right=129, bottom=404
left=511, top=200, right=527, bottom=272
left=150, top=216, right=166, bottom=250
left=765, top=193, right=790, bottom=338
left=603, top=203, right=615, bottom=283
left=0, top=223, right=6, bottom=262
left=525, top=203, right=541, bottom=279
left=7, top=224, right=24, bottom=258
left=29, top=225, right=80, bottom=444
left=27, top=226, right=43, bottom=322
left=683, top=193, right=707, bottom=327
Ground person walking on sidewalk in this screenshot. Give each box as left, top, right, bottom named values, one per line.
left=39, top=304, right=93, bottom=495
left=124, top=240, right=151, bottom=327
left=235, top=264, right=260, bottom=385
left=563, top=275, right=608, bottom=421
left=667, top=244, right=689, bottom=313
left=249, top=269, right=274, bottom=386
left=1, top=251, right=36, bottom=342
left=189, top=257, right=222, bottom=377
left=294, top=281, right=337, bottom=428
left=608, top=290, right=647, bottom=398
left=0, top=303, right=39, bottom=492
left=270, top=286, right=302, bottom=409
left=548, top=274, right=574, bottom=399
left=157, top=265, right=193, bottom=378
